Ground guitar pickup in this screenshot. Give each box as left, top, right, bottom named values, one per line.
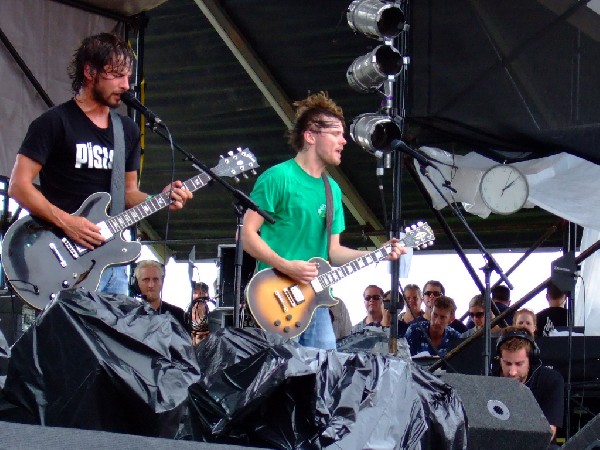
left=283, top=285, right=305, bottom=306
left=273, top=291, right=288, bottom=313
left=49, top=243, right=67, bottom=267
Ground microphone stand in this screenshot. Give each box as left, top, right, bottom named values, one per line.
left=397, top=143, right=513, bottom=375
left=144, top=123, right=275, bottom=329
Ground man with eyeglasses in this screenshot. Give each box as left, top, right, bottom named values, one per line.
left=350, top=285, right=386, bottom=335
left=461, top=294, right=502, bottom=338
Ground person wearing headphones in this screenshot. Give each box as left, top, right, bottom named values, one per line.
left=496, top=326, right=564, bottom=447
left=134, top=260, right=189, bottom=332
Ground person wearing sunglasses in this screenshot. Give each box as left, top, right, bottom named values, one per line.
left=350, top=285, right=386, bottom=335
left=422, top=280, right=467, bottom=334
left=421, top=280, right=444, bottom=322
left=461, top=294, right=502, bottom=338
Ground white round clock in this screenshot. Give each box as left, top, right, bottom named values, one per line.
left=479, top=164, right=529, bottom=215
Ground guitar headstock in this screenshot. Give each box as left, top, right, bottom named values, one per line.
left=403, top=221, right=435, bottom=249
left=212, top=147, right=259, bottom=181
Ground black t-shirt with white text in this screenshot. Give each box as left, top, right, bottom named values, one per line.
left=19, top=100, right=140, bottom=214
left=536, top=307, right=568, bottom=337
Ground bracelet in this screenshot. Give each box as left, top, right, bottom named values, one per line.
left=146, top=194, right=154, bottom=201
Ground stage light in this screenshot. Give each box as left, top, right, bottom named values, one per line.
left=349, top=113, right=402, bottom=154
left=346, top=45, right=402, bottom=92
left=347, top=0, right=405, bottom=40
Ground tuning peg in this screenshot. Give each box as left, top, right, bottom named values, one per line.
left=417, top=221, right=423, bottom=227
left=411, top=224, right=417, bottom=230
left=228, top=150, right=234, bottom=156
left=242, top=173, right=249, bottom=179
left=233, top=176, right=240, bottom=183
left=237, top=146, right=242, bottom=152
left=251, top=169, right=257, bottom=176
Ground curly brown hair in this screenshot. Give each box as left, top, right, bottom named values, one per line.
left=287, top=91, right=345, bottom=151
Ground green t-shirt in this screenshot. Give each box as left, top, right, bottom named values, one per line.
left=250, top=159, right=345, bottom=271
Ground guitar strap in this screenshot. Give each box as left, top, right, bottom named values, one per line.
left=321, top=172, right=333, bottom=259
left=109, top=111, right=126, bottom=216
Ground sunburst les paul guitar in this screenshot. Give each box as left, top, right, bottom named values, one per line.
left=2, top=148, right=258, bottom=310
left=246, top=222, right=435, bottom=338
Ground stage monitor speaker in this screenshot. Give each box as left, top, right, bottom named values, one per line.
left=0, top=292, right=37, bottom=346
left=217, top=244, right=255, bottom=308
left=563, top=414, right=600, bottom=449
left=0, top=420, right=265, bottom=450
left=439, top=373, right=552, bottom=450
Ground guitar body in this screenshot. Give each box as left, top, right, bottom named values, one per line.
left=246, top=257, right=338, bottom=338
left=2, top=192, right=141, bottom=310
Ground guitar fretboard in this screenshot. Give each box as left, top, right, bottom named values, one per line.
left=103, top=171, right=212, bottom=234
left=316, top=244, right=394, bottom=289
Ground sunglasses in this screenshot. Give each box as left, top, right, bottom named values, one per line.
left=469, top=311, right=485, bottom=318
left=364, top=294, right=383, bottom=301
left=424, top=291, right=442, bottom=297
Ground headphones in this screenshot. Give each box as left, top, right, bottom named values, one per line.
left=129, top=261, right=166, bottom=297
left=495, top=328, right=540, bottom=363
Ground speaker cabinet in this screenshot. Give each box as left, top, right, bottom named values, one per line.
left=563, top=413, right=600, bottom=449
left=439, top=373, right=552, bottom=450
left=217, top=244, right=255, bottom=308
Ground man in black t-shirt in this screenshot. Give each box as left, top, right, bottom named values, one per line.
left=134, top=260, right=189, bottom=332
left=536, top=282, right=568, bottom=337
left=497, top=327, right=564, bottom=447
left=8, top=33, right=192, bottom=296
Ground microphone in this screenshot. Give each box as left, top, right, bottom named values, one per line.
left=120, top=90, right=163, bottom=126
left=390, top=140, right=432, bottom=168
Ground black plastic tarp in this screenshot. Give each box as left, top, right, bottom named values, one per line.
left=2, top=289, right=201, bottom=437
left=188, top=328, right=466, bottom=449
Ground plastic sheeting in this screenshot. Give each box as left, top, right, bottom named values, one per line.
left=188, top=328, right=466, bottom=449
left=2, top=289, right=201, bottom=437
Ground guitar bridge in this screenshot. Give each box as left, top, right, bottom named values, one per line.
left=283, top=285, right=305, bottom=306
left=273, top=291, right=288, bottom=313
left=61, top=238, right=80, bottom=259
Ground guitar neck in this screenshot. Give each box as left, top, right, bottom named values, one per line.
left=102, top=171, right=212, bottom=235
left=315, top=243, right=395, bottom=290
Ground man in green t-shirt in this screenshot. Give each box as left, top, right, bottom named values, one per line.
left=242, top=92, right=405, bottom=349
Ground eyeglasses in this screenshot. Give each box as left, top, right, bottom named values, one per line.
left=364, top=294, right=383, bottom=301
left=423, top=291, right=442, bottom=297
left=469, top=312, right=485, bottom=318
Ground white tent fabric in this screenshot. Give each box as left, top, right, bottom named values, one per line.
left=0, top=0, right=120, bottom=178
left=416, top=147, right=600, bottom=334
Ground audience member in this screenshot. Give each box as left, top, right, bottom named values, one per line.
left=351, top=285, right=385, bottom=334
left=496, top=327, right=564, bottom=447
left=190, top=282, right=210, bottom=346
left=536, top=282, right=568, bottom=337
left=329, top=297, right=352, bottom=341
left=461, top=294, right=502, bottom=338
left=513, top=308, right=537, bottom=336
left=422, top=280, right=443, bottom=321
left=492, top=284, right=514, bottom=325
left=422, top=280, right=467, bottom=333
left=134, top=260, right=189, bottom=331
left=404, top=295, right=461, bottom=357
left=397, top=284, right=427, bottom=337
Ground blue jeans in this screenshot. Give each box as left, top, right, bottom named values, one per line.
left=297, top=307, right=336, bottom=350
left=98, top=265, right=129, bottom=296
